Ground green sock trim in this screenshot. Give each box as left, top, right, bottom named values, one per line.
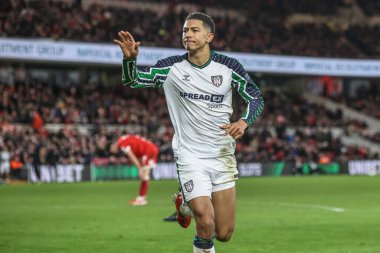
left=193, top=235, right=214, bottom=249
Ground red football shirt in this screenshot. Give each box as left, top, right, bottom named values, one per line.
left=117, top=134, right=158, bottom=162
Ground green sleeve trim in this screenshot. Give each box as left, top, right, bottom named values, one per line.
left=240, top=97, right=264, bottom=126
left=232, top=71, right=253, bottom=102
left=121, top=59, right=170, bottom=88
left=122, top=59, right=136, bottom=85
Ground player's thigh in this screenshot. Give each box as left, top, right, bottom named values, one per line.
left=177, top=157, right=212, bottom=202
left=211, top=186, right=236, bottom=238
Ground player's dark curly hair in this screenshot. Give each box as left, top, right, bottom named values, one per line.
left=185, top=12, right=215, bottom=33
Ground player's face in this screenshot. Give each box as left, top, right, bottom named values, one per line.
left=182, top=19, right=214, bottom=52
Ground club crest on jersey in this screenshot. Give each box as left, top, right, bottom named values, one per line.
left=184, top=180, right=194, bottom=192
left=211, top=75, right=223, bottom=87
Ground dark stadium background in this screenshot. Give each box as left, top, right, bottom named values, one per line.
left=1, top=1, right=380, bottom=253
left=1, top=0, right=379, bottom=183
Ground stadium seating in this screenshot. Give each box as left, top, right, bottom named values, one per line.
left=0, top=0, right=379, bottom=174
left=1, top=79, right=379, bottom=165
left=1, top=0, right=379, bottom=58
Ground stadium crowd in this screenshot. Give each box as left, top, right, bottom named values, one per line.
left=326, top=82, right=380, bottom=121
left=1, top=0, right=379, bottom=181
left=356, top=0, right=380, bottom=16
left=0, top=0, right=379, bottom=58
left=1, top=77, right=378, bottom=176
left=142, top=0, right=346, bottom=14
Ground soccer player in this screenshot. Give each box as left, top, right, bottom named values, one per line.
left=114, top=12, right=264, bottom=253
left=163, top=211, right=177, bottom=222
left=0, top=142, right=11, bottom=184
left=111, top=134, right=159, bottom=206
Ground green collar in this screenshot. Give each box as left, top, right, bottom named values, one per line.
left=186, top=51, right=213, bottom=69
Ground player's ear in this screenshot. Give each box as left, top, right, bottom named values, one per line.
left=207, top=32, right=214, bottom=43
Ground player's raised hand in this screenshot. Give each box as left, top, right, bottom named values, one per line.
left=113, top=31, right=140, bottom=60
left=220, top=119, right=248, bottom=139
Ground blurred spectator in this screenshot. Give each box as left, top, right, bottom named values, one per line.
left=1, top=0, right=379, bottom=167
left=0, top=141, right=11, bottom=183
left=2, top=77, right=378, bottom=166
left=0, top=0, right=375, bottom=58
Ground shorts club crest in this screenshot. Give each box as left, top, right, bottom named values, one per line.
left=184, top=180, right=194, bottom=192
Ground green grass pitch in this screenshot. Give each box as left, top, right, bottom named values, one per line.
left=1, top=176, right=379, bottom=253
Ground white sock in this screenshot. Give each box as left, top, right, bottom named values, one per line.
left=193, top=245, right=215, bottom=253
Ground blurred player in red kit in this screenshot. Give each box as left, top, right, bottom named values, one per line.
left=112, top=134, right=159, bottom=205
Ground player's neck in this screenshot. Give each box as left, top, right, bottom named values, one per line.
left=187, top=48, right=211, bottom=67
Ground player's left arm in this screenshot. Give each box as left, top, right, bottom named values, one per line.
left=123, top=149, right=147, bottom=180
left=220, top=60, right=264, bottom=139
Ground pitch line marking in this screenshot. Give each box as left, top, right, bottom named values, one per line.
left=257, top=202, right=346, bottom=213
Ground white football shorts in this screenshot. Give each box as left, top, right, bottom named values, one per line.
left=0, top=163, right=10, bottom=174
left=176, top=154, right=239, bottom=202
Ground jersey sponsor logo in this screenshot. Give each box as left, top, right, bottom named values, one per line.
left=184, top=180, right=194, bottom=192
left=211, top=75, right=223, bottom=87
left=179, top=92, right=224, bottom=103
left=207, top=103, right=223, bottom=109
left=210, top=94, right=223, bottom=103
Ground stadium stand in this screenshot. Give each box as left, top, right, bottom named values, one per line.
left=1, top=0, right=379, bottom=58
left=1, top=77, right=379, bottom=166
left=356, top=0, right=380, bottom=16
left=0, top=0, right=379, bottom=181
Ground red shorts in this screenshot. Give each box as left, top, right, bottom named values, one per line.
left=141, top=145, right=159, bottom=167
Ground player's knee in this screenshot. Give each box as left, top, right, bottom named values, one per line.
left=215, top=227, right=234, bottom=242
left=215, top=233, right=232, bottom=242
left=192, top=206, right=213, bottom=224
left=193, top=215, right=215, bottom=239
left=197, top=215, right=215, bottom=231
left=190, top=198, right=215, bottom=234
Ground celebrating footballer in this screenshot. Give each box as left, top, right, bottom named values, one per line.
left=114, top=12, right=264, bottom=253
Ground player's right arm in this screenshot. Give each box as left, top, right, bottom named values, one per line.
left=114, top=31, right=169, bottom=89
left=124, top=150, right=145, bottom=180
left=118, top=142, right=145, bottom=180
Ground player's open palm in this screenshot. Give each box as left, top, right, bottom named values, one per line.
left=114, top=31, right=140, bottom=60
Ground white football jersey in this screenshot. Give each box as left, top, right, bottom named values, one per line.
left=122, top=51, right=264, bottom=158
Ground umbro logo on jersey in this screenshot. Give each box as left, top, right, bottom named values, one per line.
left=211, top=75, right=223, bottom=87
left=182, top=74, right=190, bottom=81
